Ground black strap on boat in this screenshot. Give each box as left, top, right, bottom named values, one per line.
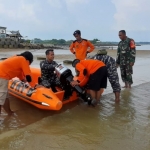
left=21, top=84, right=25, bottom=93
left=20, top=82, right=28, bottom=93
left=26, top=88, right=35, bottom=97
left=15, top=82, right=23, bottom=92
left=10, top=80, right=20, bottom=89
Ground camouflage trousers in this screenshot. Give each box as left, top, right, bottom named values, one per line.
left=107, top=63, right=121, bottom=92
left=120, top=65, right=133, bottom=85
left=40, top=77, right=61, bottom=88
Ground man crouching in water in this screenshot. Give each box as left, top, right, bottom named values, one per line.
left=0, top=51, right=40, bottom=115
left=39, top=49, right=61, bottom=92
left=71, top=59, right=107, bottom=106
left=90, top=49, right=121, bottom=102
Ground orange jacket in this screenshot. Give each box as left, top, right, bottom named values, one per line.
left=75, top=59, right=105, bottom=83
left=70, top=39, right=95, bottom=60
left=0, top=55, right=35, bottom=87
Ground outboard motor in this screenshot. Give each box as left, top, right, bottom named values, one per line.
left=55, top=63, right=92, bottom=103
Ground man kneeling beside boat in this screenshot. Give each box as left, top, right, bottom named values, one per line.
left=89, top=49, right=121, bottom=102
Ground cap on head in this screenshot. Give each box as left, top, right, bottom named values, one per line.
left=97, top=49, right=107, bottom=55
left=72, top=59, right=80, bottom=67
left=73, top=30, right=81, bottom=36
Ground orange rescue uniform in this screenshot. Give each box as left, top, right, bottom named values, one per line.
left=0, top=56, right=35, bottom=87
left=75, top=59, right=105, bottom=83
left=70, top=39, right=95, bottom=60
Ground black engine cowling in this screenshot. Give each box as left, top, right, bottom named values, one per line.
left=55, top=63, right=92, bottom=103
left=55, top=64, right=83, bottom=98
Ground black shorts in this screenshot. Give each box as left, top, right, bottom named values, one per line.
left=87, top=66, right=107, bottom=91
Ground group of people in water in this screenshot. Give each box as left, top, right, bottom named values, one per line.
left=70, top=29, right=136, bottom=105
left=0, top=29, right=136, bottom=115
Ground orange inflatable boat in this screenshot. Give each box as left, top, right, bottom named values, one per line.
left=8, top=64, right=99, bottom=111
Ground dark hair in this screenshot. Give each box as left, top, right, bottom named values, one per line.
left=45, top=49, right=54, bottom=55
left=73, top=30, right=81, bottom=36
left=72, top=59, right=80, bottom=67
left=119, top=30, right=126, bottom=35
left=17, top=51, right=33, bottom=64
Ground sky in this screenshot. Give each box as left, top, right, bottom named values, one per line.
left=0, top=0, right=150, bottom=41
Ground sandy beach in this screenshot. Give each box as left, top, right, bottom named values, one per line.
left=1, top=48, right=150, bottom=60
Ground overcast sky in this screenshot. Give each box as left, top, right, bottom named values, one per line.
left=0, top=0, right=150, bottom=41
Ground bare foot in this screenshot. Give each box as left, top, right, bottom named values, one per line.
left=122, top=82, right=129, bottom=88
left=7, top=110, right=14, bottom=116
left=128, top=84, right=131, bottom=88
left=91, top=99, right=97, bottom=107
left=115, top=98, right=120, bottom=103
left=122, top=86, right=127, bottom=88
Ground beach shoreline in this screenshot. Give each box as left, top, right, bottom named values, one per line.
left=1, top=49, right=150, bottom=61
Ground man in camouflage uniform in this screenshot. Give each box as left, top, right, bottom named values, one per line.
left=116, top=30, right=136, bottom=88
left=90, top=49, right=121, bottom=102
left=40, top=49, right=60, bottom=92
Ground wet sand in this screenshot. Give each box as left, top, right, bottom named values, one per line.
left=1, top=48, right=150, bottom=59
left=0, top=49, right=150, bottom=150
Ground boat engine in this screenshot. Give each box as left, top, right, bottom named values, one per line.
left=55, top=63, right=92, bottom=103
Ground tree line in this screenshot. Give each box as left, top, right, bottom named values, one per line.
left=24, top=38, right=150, bottom=46
left=24, top=38, right=101, bottom=45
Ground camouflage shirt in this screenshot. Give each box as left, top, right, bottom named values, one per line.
left=116, top=37, right=136, bottom=66
left=40, top=59, right=57, bottom=83
left=94, top=54, right=116, bottom=68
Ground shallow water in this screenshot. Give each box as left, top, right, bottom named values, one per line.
left=107, top=45, right=150, bottom=50
left=0, top=44, right=150, bottom=59
left=0, top=83, right=150, bottom=150
left=0, top=50, right=150, bottom=150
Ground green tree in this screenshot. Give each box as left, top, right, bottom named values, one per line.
left=50, top=39, right=58, bottom=45
left=25, top=39, right=31, bottom=43
left=90, top=38, right=100, bottom=44
left=58, top=39, right=66, bottom=45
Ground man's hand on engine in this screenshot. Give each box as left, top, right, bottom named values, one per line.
left=70, top=80, right=79, bottom=87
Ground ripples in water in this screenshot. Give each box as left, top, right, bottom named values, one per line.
left=0, top=82, right=150, bottom=150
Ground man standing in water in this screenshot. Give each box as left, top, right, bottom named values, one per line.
left=90, top=49, right=121, bottom=102
left=70, top=30, right=95, bottom=60
left=116, top=30, right=136, bottom=88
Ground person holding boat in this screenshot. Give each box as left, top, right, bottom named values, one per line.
left=0, top=51, right=39, bottom=115
left=70, top=30, right=95, bottom=60
left=89, top=49, right=121, bottom=102
left=71, top=59, right=107, bottom=106
left=39, top=49, right=61, bottom=92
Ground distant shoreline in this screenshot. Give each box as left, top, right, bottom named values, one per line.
left=0, top=47, right=150, bottom=53
left=1, top=49, right=150, bottom=62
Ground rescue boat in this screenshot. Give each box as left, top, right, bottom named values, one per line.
left=8, top=64, right=92, bottom=111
